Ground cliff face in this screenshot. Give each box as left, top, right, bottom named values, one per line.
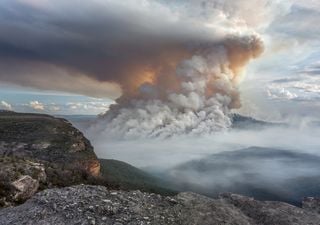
left=0, top=111, right=100, bottom=176
left=84, top=160, right=101, bottom=177
left=0, top=111, right=101, bottom=207
left=0, top=185, right=319, bottom=225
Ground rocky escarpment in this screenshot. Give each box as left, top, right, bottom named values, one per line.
left=0, top=111, right=100, bottom=176
left=0, top=185, right=320, bottom=225
left=0, top=111, right=101, bottom=207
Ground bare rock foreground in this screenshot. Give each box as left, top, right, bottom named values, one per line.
left=1, top=185, right=320, bottom=225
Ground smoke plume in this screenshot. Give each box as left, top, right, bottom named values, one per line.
left=0, top=0, right=266, bottom=137
left=90, top=35, right=263, bottom=138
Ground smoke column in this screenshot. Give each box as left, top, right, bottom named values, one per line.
left=0, top=0, right=269, bottom=132
left=90, top=35, right=263, bottom=139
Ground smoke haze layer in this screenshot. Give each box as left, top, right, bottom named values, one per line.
left=84, top=121, right=320, bottom=205
left=88, top=122, right=320, bottom=169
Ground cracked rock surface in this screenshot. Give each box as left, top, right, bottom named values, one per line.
left=1, top=185, right=320, bottom=225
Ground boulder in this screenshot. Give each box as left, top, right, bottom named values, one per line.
left=11, top=176, right=39, bottom=202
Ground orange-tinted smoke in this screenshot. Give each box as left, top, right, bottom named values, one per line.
left=225, top=35, right=264, bottom=82
left=115, top=34, right=264, bottom=107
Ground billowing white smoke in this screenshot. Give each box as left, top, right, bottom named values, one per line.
left=89, top=37, right=263, bottom=139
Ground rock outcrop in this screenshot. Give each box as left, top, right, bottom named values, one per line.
left=11, top=175, right=39, bottom=202
left=0, top=157, right=47, bottom=207
left=0, top=185, right=319, bottom=225
left=85, top=160, right=101, bottom=177
left=0, top=111, right=100, bottom=177
left=0, top=111, right=101, bottom=207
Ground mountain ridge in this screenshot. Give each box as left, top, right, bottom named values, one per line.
left=160, top=146, right=320, bottom=205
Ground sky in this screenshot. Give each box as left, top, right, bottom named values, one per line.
left=0, top=0, right=319, bottom=117
left=0, top=83, right=114, bottom=115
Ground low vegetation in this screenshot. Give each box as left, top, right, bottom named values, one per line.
left=99, top=159, right=176, bottom=195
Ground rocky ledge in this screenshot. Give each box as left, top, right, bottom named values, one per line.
left=0, top=111, right=101, bottom=207
left=0, top=111, right=100, bottom=176
left=0, top=185, right=320, bottom=225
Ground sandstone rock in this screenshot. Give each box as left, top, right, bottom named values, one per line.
left=83, top=160, right=101, bottom=177
left=11, top=176, right=39, bottom=202
left=0, top=157, right=47, bottom=207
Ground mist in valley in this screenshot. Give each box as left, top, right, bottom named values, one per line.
left=66, top=115, right=320, bottom=205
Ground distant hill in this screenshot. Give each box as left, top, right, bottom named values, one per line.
left=230, top=114, right=283, bottom=129
left=58, top=114, right=98, bottom=131
left=161, top=146, right=320, bottom=205
left=62, top=113, right=283, bottom=133
left=99, top=159, right=176, bottom=195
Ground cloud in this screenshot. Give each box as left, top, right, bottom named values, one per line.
left=300, top=61, right=320, bottom=76
left=267, top=74, right=320, bottom=102
left=246, top=0, right=320, bottom=85
left=267, top=88, right=298, bottom=100
left=16, top=100, right=112, bottom=114
left=269, top=5, right=320, bottom=41
left=271, top=77, right=303, bottom=84
left=66, top=101, right=110, bottom=112
left=48, top=104, right=60, bottom=112
left=170, top=0, right=289, bottom=29
left=29, top=100, right=44, bottom=110
left=0, top=100, right=12, bottom=110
